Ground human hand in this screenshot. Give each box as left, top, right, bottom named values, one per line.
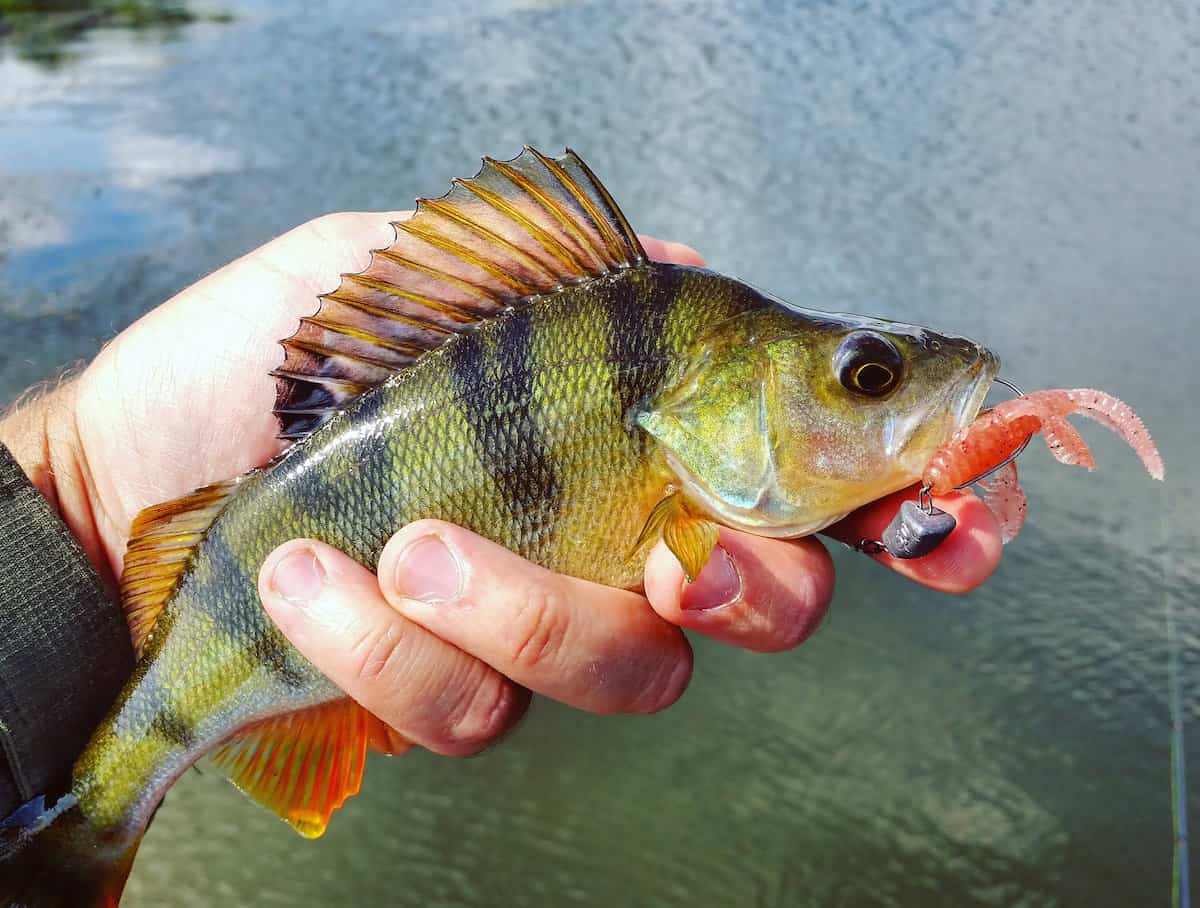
left=0, top=212, right=1002, bottom=758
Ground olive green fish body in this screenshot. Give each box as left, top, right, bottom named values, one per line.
left=70, top=263, right=769, bottom=842
left=1, top=148, right=997, bottom=906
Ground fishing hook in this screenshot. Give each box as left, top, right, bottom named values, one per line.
left=855, top=376, right=1030, bottom=558
left=939, top=376, right=1030, bottom=503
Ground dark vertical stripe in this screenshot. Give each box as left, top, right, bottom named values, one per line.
left=186, top=523, right=309, bottom=688
left=448, top=309, right=561, bottom=553
left=250, top=628, right=310, bottom=689
left=150, top=705, right=198, bottom=750
left=608, top=264, right=678, bottom=418
left=201, top=524, right=250, bottom=602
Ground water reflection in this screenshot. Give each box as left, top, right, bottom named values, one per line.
left=0, top=0, right=230, bottom=68
left=0, top=1, right=238, bottom=393
left=1, top=1, right=1196, bottom=905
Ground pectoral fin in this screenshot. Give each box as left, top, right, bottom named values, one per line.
left=634, top=492, right=720, bottom=582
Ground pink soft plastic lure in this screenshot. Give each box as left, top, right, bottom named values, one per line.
left=922, top=389, right=1165, bottom=543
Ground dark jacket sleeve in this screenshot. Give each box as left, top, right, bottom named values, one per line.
left=0, top=443, right=133, bottom=816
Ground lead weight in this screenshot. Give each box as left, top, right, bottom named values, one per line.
left=880, top=499, right=957, bottom=559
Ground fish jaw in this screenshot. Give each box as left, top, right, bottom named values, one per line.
left=882, top=344, right=1001, bottom=482
left=950, top=347, right=1001, bottom=435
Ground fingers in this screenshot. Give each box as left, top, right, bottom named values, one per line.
left=252, top=210, right=414, bottom=302
left=643, top=527, right=835, bottom=653
left=822, top=485, right=1003, bottom=593
left=638, top=234, right=705, bottom=266
left=638, top=485, right=1002, bottom=653
left=376, top=521, right=693, bottom=716
left=259, top=539, right=529, bottom=757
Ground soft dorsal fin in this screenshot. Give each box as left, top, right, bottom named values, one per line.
left=273, top=146, right=646, bottom=441
left=209, top=699, right=405, bottom=838
left=120, top=479, right=240, bottom=657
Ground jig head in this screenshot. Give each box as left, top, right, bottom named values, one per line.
left=855, top=378, right=1029, bottom=560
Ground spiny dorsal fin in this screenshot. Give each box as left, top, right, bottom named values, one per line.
left=120, top=479, right=240, bottom=657
left=209, top=700, right=404, bottom=839
left=273, top=146, right=646, bottom=441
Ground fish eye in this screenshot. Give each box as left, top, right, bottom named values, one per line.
left=833, top=331, right=903, bottom=397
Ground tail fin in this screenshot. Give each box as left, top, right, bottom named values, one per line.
left=0, top=794, right=136, bottom=907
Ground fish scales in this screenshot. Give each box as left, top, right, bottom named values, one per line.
left=71, top=264, right=763, bottom=836
left=1, top=148, right=1003, bottom=906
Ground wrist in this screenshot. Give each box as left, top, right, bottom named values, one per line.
left=0, top=381, right=114, bottom=588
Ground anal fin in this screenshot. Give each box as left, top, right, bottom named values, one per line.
left=209, top=700, right=407, bottom=839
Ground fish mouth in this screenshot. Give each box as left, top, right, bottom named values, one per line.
left=949, top=347, right=1001, bottom=433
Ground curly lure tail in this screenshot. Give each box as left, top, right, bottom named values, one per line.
left=0, top=795, right=137, bottom=907
left=923, top=387, right=1165, bottom=494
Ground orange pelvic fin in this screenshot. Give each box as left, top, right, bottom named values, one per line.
left=209, top=699, right=398, bottom=839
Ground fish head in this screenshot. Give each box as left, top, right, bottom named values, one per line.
left=638, top=304, right=999, bottom=537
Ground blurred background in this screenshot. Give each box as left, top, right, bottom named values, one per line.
left=2, top=1, right=1197, bottom=905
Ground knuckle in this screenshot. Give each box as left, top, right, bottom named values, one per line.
left=504, top=581, right=571, bottom=673
left=768, top=619, right=812, bottom=653
left=634, top=645, right=693, bottom=714
left=347, top=619, right=411, bottom=686
left=752, top=606, right=825, bottom=654
left=442, top=672, right=523, bottom=754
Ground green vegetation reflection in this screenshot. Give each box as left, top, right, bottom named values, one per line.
left=0, top=0, right=232, bottom=67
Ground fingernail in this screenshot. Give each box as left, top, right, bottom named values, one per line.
left=681, top=546, right=742, bottom=611
left=269, top=547, right=326, bottom=607
left=394, top=535, right=462, bottom=603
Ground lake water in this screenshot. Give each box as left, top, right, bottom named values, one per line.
left=2, top=2, right=1197, bottom=905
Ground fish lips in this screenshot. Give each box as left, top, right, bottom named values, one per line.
left=950, top=347, right=1002, bottom=434
left=884, top=345, right=1000, bottom=467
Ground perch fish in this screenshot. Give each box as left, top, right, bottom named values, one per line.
left=4, top=146, right=1040, bottom=905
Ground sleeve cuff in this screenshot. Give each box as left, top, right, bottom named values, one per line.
left=0, top=441, right=133, bottom=812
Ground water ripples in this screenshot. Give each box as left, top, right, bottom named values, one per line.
left=6, top=0, right=1197, bottom=904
